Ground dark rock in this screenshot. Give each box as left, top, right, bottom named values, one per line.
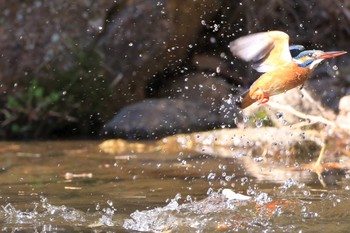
left=156, top=72, right=235, bottom=106
left=156, top=72, right=243, bottom=123
left=0, top=0, right=112, bottom=84
left=98, top=0, right=222, bottom=110
left=191, top=54, right=245, bottom=86
left=306, top=74, right=342, bottom=111
left=101, top=98, right=240, bottom=140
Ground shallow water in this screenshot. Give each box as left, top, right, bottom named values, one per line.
left=0, top=141, right=349, bottom=232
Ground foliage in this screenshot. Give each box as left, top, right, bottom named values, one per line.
left=0, top=79, right=72, bottom=138
left=248, top=109, right=274, bottom=128
left=0, top=40, right=111, bottom=139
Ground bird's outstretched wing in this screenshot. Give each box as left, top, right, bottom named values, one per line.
left=230, top=31, right=292, bottom=73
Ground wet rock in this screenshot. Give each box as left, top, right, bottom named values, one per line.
left=98, top=0, right=221, bottom=109
left=101, top=98, right=240, bottom=140
left=100, top=127, right=324, bottom=159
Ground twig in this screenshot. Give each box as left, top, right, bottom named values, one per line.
left=267, top=101, right=337, bottom=127
left=267, top=101, right=350, bottom=130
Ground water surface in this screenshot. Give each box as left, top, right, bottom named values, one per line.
left=0, top=140, right=349, bottom=232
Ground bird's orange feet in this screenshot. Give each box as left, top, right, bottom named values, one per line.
left=257, top=88, right=269, bottom=105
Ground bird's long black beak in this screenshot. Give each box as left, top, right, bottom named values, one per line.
left=316, top=51, right=347, bottom=59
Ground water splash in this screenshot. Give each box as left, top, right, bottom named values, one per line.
left=123, top=190, right=254, bottom=232
left=4, top=197, right=84, bottom=222
left=0, top=197, right=119, bottom=231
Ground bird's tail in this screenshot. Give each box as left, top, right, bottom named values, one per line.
left=235, top=90, right=256, bottom=109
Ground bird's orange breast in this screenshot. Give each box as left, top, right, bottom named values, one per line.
left=249, top=63, right=312, bottom=98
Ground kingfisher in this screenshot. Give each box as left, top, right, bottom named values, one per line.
left=230, top=31, right=347, bottom=109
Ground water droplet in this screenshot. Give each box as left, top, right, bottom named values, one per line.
left=303, top=190, right=310, bottom=196
left=213, top=24, right=219, bottom=32
left=243, top=114, right=249, bottom=123
left=51, top=33, right=60, bottom=42
left=128, top=42, right=133, bottom=47
left=240, top=177, right=248, bottom=185
left=332, top=65, right=338, bottom=71
left=207, top=173, right=216, bottom=180
left=301, top=205, right=307, bottom=212
left=107, top=200, right=113, bottom=207
left=276, top=112, right=283, bottom=119
left=255, top=119, right=263, bottom=128
left=174, top=193, right=182, bottom=201
left=186, top=195, right=193, bottom=203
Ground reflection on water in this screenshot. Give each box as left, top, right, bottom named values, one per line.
left=0, top=141, right=349, bottom=232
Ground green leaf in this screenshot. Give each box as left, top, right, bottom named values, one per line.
left=34, top=87, right=44, bottom=98
left=7, top=97, right=21, bottom=108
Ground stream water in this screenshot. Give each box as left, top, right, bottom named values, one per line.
left=0, top=140, right=349, bottom=232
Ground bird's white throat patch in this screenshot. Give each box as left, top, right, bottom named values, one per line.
left=309, top=59, right=324, bottom=70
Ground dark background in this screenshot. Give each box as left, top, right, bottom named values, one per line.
left=0, top=0, right=349, bottom=139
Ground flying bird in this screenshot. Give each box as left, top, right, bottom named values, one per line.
left=230, top=31, right=347, bottom=109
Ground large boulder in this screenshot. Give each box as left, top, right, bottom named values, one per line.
left=101, top=97, right=240, bottom=140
